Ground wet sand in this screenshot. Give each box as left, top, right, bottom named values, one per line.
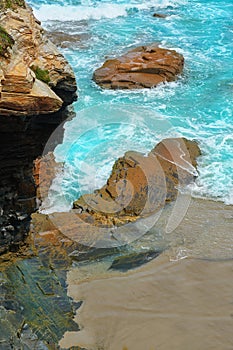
left=59, top=198, right=233, bottom=350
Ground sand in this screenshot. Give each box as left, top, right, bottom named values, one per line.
left=59, top=198, right=233, bottom=350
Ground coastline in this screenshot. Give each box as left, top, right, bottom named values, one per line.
left=0, top=0, right=232, bottom=348
left=0, top=197, right=232, bottom=349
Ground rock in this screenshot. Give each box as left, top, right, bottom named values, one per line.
left=0, top=26, right=14, bottom=58
left=150, top=137, right=201, bottom=202
left=0, top=77, right=63, bottom=115
left=0, top=2, right=77, bottom=255
left=0, top=3, right=77, bottom=111
left=73, top=138, right=201, bottom=224
left=33, top=152, right=63, bottom=202
left=93, top=44, right=184, bottom=89
left=153, top=13, right=167, bottom=18
left=46, top=30, right=90, bottom=50
left=109, top=250, right=162, bottom=272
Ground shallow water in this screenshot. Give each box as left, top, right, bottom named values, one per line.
left=58, top=198, right=233, bottom=349
left=61, top=256, right=233, bottom=350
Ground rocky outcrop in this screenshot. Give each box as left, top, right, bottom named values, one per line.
left=73, top=138, right=201, bottom=224
left=0, top=2, right=77, bottom=254
left=93, top=44, right=184, bottom=89
left=0, top=2, right=77, bottom=113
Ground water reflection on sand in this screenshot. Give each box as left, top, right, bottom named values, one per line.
left=60, top=198, right=233, bottom=350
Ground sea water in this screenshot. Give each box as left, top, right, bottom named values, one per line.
left=28, top=0, right=233, bottom=211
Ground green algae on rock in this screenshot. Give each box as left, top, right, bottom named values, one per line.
left=0, top=26, right=14, bottom=57
left=30, top=65, right=51, bottom=84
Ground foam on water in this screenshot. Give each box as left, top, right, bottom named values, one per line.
left=31, top=0, right=233, bottom=209
left=30, top=0, right=186, bottom=21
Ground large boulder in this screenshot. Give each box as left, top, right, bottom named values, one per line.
left=73, top=138, right=201, bottom=224
left=93, top=44, right=184, bottom=89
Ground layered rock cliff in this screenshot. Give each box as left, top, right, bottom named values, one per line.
left=0, top=0, right=77, bottom=254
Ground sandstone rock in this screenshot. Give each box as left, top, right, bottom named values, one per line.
left=150, top=138, right=201, bottom=202
left=73, top=138, right=201, bottom=224
left=0, top=3, right=77, bottom=114
left=33, top=152, right=63, bottom=202
left=0, top=2, right=77, bottom=254
left=0, top=78, right=63, bottom=115
left=93, top=44, right=184, bottom=89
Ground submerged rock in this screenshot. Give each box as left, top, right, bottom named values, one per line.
left=93, top=44, right=184, bottom=89
left=109, top=250, right=162, bottom=272
left=46, top=30, right=91, bottom=49
left=73, top=137, right=201, bottom=225
left=153, top=13, right=167, bottom=18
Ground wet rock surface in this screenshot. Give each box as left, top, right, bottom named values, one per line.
left=153, top=13, right=167, bottom=18
left=0, top=108, right=72, bottom=255
left=73, top=138, right=201, bottom=224
left=46, top=31, right=91, bottom=50
left=93, top=44, right=184, bottom=89
left=0, top=214, right=86, bottom=349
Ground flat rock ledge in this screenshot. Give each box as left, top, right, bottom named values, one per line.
left=93, top=44, right=184, bottom=89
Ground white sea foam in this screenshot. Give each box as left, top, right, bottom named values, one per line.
left=32, top=0, right=186, bottom=22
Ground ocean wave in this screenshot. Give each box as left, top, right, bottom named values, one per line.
left=32, top=0, right=186, bottom=22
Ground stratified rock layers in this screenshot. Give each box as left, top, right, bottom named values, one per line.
left=0, top=3, right=77, bottom=254
left=93, top=44, right=184, bottom=89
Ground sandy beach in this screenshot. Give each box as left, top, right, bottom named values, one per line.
left=60, top=198, right=233, bottom=350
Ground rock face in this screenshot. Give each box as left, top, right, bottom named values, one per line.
left=0, top=2, right=77, bottom=113
left=93, top=44, right=184, bottom=89
left=73, top=138, right=201, bottom=224
left=0, top=2, right=77, bottom=254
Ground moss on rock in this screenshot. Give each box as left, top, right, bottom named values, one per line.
left=0, top=26, right=14, bottom=57
left=30, top=65, right=51, bottom=84
left=0, top=0, right=25, bottom=10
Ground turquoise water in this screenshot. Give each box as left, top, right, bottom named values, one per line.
left=29, top=0, right=233, bottom=210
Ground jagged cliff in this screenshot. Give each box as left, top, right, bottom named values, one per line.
left=0, top=0, right=77, bottom=254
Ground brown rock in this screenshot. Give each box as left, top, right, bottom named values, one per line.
left=150, top=138, right=201, bottom=202
left=33, top=152, right=63, bottom=202
left=0, top=3, right=77, bottom=254
left=73, top=138, right=201, bottom=224
left=0, top=3, right=77, bottom=115
left=0, top=78, right=62, bottom=115
left=93, top=44, right=184, bottom=89
left=153, top=13, right=167, bottom=19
